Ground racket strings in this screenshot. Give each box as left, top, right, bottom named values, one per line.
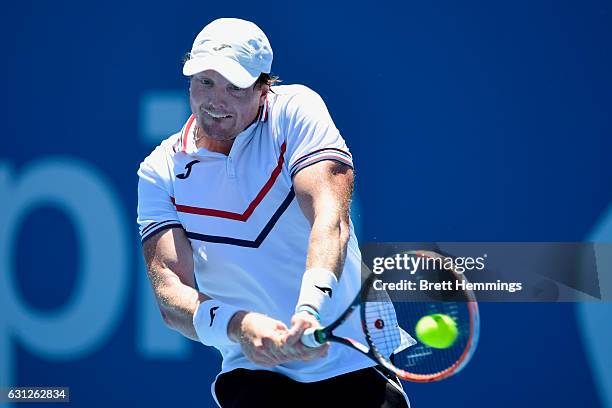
left=363, top=291, right=472, bottom=376
left=397, top=301, right=469, bottom=375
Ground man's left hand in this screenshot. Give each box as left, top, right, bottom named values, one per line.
left=281, top=311, right=329, bottom=361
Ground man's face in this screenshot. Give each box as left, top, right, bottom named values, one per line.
left=189, top=70, right=267, bottom=142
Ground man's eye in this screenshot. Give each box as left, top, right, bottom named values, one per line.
left=199, top=79, right=212, bottom=86
left=229, top=85, right=242, bottom=91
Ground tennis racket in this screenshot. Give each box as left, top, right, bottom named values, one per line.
left=301, top=250, right=479, bottom=382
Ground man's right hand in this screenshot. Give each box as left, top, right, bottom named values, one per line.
left=228, top=311, right=294, bottom=367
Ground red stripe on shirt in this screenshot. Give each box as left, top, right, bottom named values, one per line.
left=182, top=115, right=196, bottom=152
left=171, top=141, right=287, bottom=221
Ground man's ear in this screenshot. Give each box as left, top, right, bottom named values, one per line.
left=259, top=85, right=269, bottom=106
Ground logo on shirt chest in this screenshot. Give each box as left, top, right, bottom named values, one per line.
left=176, top=160, right=200, bottom=179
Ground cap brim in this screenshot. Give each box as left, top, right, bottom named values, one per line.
left=183, top=56, right=259, bottom=88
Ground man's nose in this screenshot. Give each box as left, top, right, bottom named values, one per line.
left=207, top=87, right=229, bottom=109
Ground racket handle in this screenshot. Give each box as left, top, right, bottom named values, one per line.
left=301, top=328, right=324, bottom=348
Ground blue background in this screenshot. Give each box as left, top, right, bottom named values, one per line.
left=1, top=0, right=611, bottom=407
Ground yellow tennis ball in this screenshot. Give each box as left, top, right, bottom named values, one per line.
left=415, top=314, right=458, bottom=349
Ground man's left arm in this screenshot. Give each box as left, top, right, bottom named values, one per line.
left=294, top=160, right=354, bottom=278
left=281, top=160, right=354, bottom=357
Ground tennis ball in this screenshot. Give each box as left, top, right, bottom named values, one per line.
left=415, top=314, right=458, bottom=349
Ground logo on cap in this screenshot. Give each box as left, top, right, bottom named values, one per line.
left=213, top=44, right=232, bottom=52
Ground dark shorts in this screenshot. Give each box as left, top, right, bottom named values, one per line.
left=214, top=366, right=410, bottom=408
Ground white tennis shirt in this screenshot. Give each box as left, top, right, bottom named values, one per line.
left=137, top=84, right=374, bottom=389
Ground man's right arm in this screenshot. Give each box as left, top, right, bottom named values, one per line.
left=142, top=227, right=206, bottom=341
left=142, top=227, right=305, bottom=366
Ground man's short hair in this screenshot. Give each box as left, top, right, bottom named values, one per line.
left=253, top=72, right=281, bottom=89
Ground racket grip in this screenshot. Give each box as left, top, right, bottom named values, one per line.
left=301, top=328, right=324, bottom=348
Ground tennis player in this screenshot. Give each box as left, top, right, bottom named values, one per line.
left=137, top=18, right=409, bottom=407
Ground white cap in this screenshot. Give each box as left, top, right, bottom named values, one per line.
left=183, top=18, right=273, bottom=88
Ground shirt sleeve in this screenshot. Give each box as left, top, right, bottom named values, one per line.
left=137, top=143, right=183, bottom=243
left=282, top=86, right=353, bottom=177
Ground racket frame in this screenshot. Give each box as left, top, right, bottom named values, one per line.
left=302, top=250, right=480, bottom=382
